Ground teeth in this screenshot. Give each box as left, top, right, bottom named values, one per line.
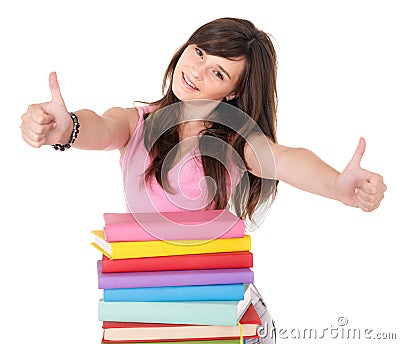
left=183, top=73, right=197, bottom=90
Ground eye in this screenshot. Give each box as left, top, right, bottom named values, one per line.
left=195, top=47, right=204, bottom=59
left=214, top=71, right=224, bottom=80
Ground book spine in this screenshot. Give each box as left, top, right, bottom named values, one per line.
left=103, top=284, right=245, bottom=302
left=101, top=252, right=253, bottom=273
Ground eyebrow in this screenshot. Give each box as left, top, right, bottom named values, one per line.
left=218, top=65, right=231, bottom=80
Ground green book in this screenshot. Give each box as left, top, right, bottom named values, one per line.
left=98, top=297, right=252, bottom=326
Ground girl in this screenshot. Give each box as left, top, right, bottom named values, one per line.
left=20, top=17, right=386, bottom=343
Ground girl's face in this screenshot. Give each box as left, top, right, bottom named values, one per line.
left=172, top=44, right=245, bottom=102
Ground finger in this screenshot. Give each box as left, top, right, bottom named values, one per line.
left=356, top=193, right=384, bottom=212
left=360, top=173, right=387, bottom=195
left=21, top=111, right=55, bottom=141
left=359, top=179, right=377, bottom=195
left=348, top=137, right=366, bottom=169
left=26, top=104, right=55, bottom=125
left=32, top=111, right=54, bottom=126
left=30, top=120, right=56, bottom=136
left=355, top=187, right=384, bottom=205
left=21, top=130, right=46, bottom=148
left=20, top=119, right=52, bottom=142
left=49, top=71, right=65, bottom=105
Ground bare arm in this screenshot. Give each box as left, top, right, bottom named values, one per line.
left=244, top=135, right=386, bottom=211
left=66, top=107, right=138, bottom=151
left=20, top=72, right=139, bottom=152
left=273, top=146, right=340, bottom=200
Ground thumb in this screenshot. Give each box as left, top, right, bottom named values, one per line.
left=49, top=71, right=65, bottom=105
left=348, top=137, right=366, bottom=169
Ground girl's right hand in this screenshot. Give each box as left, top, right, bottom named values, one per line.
left=20, top=72, right=72, bottom=148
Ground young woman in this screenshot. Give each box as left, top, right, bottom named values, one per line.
left=20, top=17, right=386, bottom=343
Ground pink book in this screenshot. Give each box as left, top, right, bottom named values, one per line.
left=103, top=209, right=245, bottom=242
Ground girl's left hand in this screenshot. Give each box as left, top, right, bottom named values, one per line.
left=336, top=138, right=386, bottom=212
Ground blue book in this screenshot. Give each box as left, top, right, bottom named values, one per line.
left=103, top=283, right=245, bottom=302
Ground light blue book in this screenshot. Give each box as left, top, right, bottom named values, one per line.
left=103, top=283, right=245, bottom=302
left=98, top=296, right=252, bottom=326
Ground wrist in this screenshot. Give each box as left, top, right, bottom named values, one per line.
left=59, top=116, right=74, bottom=144
left=52, top=112, right=80, bottom=151
left=334, top=173, right=355, bottom=207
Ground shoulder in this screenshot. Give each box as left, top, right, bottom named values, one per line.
left=244, top=134, right=283, bottom=179
left=103, top=106, right=139, bottom=121
left=107, top=105, right=154, bottom=155
left=99, top=107, right=140, bottom=155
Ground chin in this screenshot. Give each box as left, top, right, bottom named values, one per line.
left=172, top=87, right=195, bottom=102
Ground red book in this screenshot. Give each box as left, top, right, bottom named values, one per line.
left=103, top=209, right=245, bottom=242
left=102, top=303, right=261, bottom=342
left=101, top=251, right=253, bottom=273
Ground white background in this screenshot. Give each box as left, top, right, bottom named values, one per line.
left=1, top=0, right=399, bottom=343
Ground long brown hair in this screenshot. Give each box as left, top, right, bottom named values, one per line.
left=144, top=17, right=278, bottom=225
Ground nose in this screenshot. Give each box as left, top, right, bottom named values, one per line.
left=190, top=65, right=204, bottom=81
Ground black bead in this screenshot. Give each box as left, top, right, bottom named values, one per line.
left=51, top=112, right=80, bottom=152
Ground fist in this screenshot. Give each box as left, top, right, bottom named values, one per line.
left=337, top=138, right=386, bottom=212
left=20, top=72, right=71, bottom=148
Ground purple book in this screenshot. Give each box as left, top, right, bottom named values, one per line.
left=97, top=261, right=254, bottom=289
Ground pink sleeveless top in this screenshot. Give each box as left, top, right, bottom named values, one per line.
left=122, top=106, right=242, bottom=214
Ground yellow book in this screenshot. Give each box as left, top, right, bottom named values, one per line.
left=92, top=230, right=251, bottom=259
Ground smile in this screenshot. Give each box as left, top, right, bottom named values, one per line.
left=182, top=72, right=199, bottom=91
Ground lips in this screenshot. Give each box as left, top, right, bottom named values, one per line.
left=182, top=72, right=199, bottom=91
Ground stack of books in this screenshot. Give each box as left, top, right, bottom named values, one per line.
left=91, top=209, right=261, bottom=343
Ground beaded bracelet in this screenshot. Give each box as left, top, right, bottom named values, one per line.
left=52, top=112, right=80, bottom=151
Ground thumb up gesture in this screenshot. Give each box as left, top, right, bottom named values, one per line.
left=20, top=72, right=72, bottom=147
left=336, top=138, right=386, bottom=212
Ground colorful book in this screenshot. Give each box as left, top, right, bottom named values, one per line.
left=98, top=261, right=254, bottom=289
left=103, top=283, right=245, bottom=302
left=102, top=303, right=261, bottom=341
left=92, top=230, right=251, bottom=259
left=103, top=210, right=245, bottom=242
left=98, top=299, right=252, bottom=326
left=101, top=251, right=253, bottom=273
